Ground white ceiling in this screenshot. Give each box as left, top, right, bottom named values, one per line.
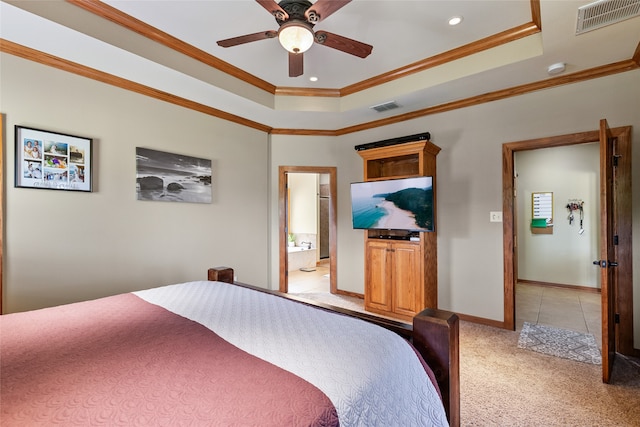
left=1, top=0, right=639, bottom=131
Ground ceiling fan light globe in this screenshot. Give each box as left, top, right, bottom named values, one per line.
left=278, top=22, right=314, bottom=54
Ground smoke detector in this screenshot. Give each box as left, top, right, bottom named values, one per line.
left=547, top=62, right=566, bottom=75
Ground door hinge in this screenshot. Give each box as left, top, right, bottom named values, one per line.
left=613, top=235, right=619, bottom=245
left=615, top=313, right=620, bottom=324
left=613, top=155, right=621, bottom=167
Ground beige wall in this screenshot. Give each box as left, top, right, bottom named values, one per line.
left=3, top=52, right=639, bottom=348
left=1, top=54, right=270, bottom=312
left=516, top=143, right=600, bottom=288
left=269, top=135, right=364, bottom=294
left=288, top=173, right=318, bottom=236
left=272, top=70, right=640, bottom=345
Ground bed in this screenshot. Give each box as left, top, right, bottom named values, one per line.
left=1, top=267, right=459, bottom=426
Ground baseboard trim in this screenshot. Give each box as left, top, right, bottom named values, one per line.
left=518, top=279, right=601, bottom=294
left=456, top=312, right=506, bottom=329
left=335, top=289, right=364, bottom=299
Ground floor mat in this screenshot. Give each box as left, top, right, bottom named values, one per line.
left=517, top=322, right=601, bottom=365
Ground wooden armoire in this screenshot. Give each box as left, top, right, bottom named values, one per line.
left=356, top=136, right=440, bottom=322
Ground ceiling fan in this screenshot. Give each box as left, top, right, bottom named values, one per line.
left=216, top=0, right=373, bottom=77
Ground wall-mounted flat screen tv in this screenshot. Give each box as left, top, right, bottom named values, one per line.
left=350, top=176, right=434, bottom=232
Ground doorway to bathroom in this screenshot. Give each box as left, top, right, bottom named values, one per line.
left=278, top=166, right=337, bottom=295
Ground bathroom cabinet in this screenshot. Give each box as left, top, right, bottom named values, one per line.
left=357, top=138, right=440, bottom=322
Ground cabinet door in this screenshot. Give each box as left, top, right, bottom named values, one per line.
left=392, top=242, right=423, bottom=317
left=365, top=241, right=392, bottom=312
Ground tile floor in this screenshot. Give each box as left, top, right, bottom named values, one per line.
left=516, top=282, right=602, bottom=347
left=288, top=260, right=331, bottom=293
left=288, top=267, right=602, bottom=347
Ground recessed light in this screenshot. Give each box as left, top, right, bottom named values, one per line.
left=547, top=62, right=566, bottom=76
left=309, top=76, right=318, bottom=82
left=448, top=16, right=463, bottom=26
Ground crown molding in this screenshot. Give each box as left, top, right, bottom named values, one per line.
left=67, top=0, right=542, bottom=100
left=68, top=0, right=277, bottom=94
left=274, top=87, right=341, bottom=98
left=2, top=35, right=637, bottom=137
left=0, top=39, right=273, bottom=134
left=340, top=22, right=540, bottom=97
left=331, top=59, right=638, bottom=136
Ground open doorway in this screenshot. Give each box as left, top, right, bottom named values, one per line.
left=512, top=143, right=602, bottom=345
left=278, top=166, right=337, bottom=295
left=502, top=125, right=634, bottom=377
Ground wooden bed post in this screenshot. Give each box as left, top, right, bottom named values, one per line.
left=207, top=267, right=234, bottom=284
left=413, top=308, right=460, bottom=427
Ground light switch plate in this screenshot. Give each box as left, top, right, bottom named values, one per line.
left=490, top=211, right=503, bottom=222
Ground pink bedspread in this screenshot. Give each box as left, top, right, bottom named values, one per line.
left=1, top=293, right=338, bottom=426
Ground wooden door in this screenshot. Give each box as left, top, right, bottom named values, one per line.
left=504, top=125, right=632, bottom=359
left=365, top=240, right=392, bottom=312
left=598, top=119, right=616, bottom=383
left=392, top=242, right=422, bottom=317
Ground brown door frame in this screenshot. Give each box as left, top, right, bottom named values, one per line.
left=502, top=126, right=633, bottom=356
left=0, top=115, right=4, bottom=314
left=278, top=166, right=337, bottom=294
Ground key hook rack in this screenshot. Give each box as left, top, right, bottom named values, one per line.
left=566, top=199, right=585, bottom=234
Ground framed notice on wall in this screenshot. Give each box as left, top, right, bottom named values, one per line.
left=531, top=191, right=553, bottom=234
left=15, top=126, right=93, bottom=192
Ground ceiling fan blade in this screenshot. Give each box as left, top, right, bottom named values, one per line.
left=289, top=52, right=304, bottom=77
left=256, top=0, right=289, bottom=21
left=305, top=0, right=351, bottom=24
left=314, top=31, right=372, bottom=58
left=217, top=30, right=277, bottom=48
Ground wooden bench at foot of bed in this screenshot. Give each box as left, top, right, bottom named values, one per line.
left=208, top=267, right=460, bottom=427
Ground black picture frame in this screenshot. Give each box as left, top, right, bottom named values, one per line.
left=135, top=147, right=212, bottom=204
left=15, top=125, right=93, bottom=192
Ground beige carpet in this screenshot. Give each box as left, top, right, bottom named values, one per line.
left=460, top=321, right=639, bottom=426
left=290, top=293, right=640, bottom=426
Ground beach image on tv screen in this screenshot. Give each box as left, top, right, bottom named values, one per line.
left=351, top=176, right=434, bottom=231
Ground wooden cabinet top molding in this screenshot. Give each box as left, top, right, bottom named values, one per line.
left=356, top=140, right=441, bottom=161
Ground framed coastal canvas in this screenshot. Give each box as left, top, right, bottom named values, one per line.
left=136, top=147, right=212, bottom=204
left=15, top=125, right=93, bottom=192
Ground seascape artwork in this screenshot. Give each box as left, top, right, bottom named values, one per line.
left=351, top=176, right=434, bottom=232
left=136, top=147, right=212, bottom=203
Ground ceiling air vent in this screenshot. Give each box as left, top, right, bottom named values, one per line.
left=576, top=0, right=640, bottom=35
left=370, top=101, right=400, bottom=113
